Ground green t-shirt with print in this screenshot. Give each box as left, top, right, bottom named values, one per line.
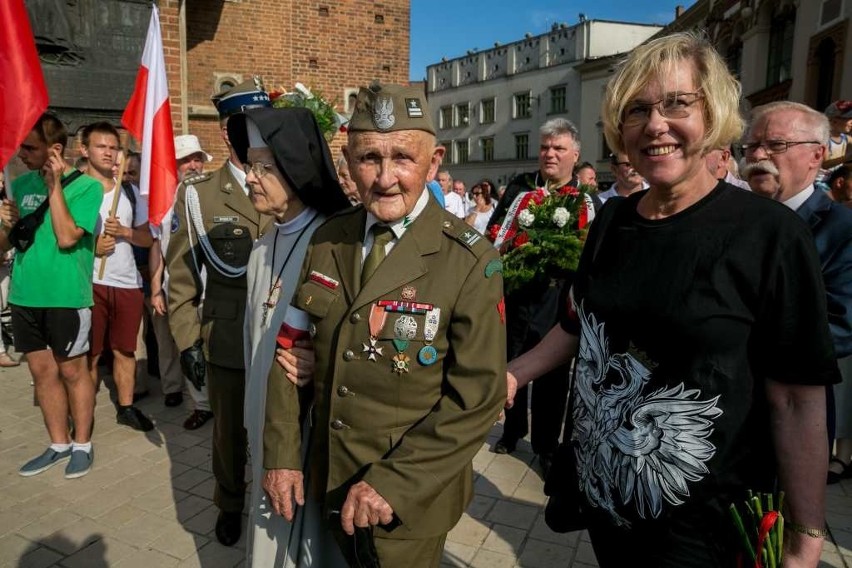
left=9, top=170, right=103, bottom=308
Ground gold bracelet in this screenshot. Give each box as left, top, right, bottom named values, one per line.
left=785, top=521, right=828, bottom=538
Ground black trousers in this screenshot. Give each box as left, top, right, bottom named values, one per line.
left=585, top=506, right=736, bottom=568
left=501, top=280, right=570, bottom=456
left=207, top=362, right=247, bottom=513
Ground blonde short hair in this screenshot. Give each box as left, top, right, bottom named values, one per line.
left=602, top=31, right=743, bottom=156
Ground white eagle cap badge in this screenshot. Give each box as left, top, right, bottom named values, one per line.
left=372, top=94, right=396, bottom=131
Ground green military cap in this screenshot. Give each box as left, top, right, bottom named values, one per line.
left=348, top=82, right=435, bottom=135
left=211, top=77, right=271, bottom=118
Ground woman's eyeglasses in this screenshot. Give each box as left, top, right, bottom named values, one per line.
left=243, top=161, right=275, bottom=178
left=622, top=92, right=704, bottom=126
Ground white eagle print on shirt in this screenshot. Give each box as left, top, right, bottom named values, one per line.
left=572, top=304, right=723, bottom=527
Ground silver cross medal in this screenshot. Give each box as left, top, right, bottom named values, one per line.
left=362, top=337, right=384, bottom=361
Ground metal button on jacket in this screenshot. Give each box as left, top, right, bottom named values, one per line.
left=350, top=312, right=361, bottom=324
left=337, top=385, right=350, bottom=397
left=342, top=349, right=355, bottom=361
left=331, top=419, right=346, bottom=430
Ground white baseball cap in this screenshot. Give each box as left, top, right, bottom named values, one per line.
left=174, top=135, right=213, bottom=161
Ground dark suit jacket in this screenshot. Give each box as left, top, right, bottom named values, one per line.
left=796, top=189, right=852, bottom=358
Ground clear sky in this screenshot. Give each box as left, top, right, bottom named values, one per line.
left=409, top=1, right=698, bottom=81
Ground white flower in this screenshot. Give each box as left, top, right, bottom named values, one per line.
left=518, top=209, right=535, bottom=228
left=552, top=207, right=570, bottom=228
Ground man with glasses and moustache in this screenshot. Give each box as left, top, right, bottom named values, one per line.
left=741, top=101, right=852, bottom=487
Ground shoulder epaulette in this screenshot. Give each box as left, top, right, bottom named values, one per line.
left=442, top=215, right=491, bottom=256
left=182, top=172, right=213, bottom=188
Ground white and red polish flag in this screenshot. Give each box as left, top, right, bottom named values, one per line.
left=121, top=5, right=177, bottom=227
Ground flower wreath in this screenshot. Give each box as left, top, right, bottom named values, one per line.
left=269, top=83, right=349, bottom=142
left=487, top=174, right=594, bottom=294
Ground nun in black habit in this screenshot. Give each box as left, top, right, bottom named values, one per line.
left=229, top=107, right=350, bottom=567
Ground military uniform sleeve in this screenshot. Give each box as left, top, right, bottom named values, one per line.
left=262, top=242, right=315, bottom=471
left=362, top=247, right=507, bottom=525
left=166, top=184, right=203, bottom=352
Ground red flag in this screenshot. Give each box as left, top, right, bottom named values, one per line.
left=0, top=0, right=49, bottom=169
left=122, top=5, right=177, bottom=227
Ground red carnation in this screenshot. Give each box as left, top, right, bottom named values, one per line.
left=513, top=232, right=529, bottom=247
left=560, top=186, right=579, bottom=196
left=488, top=224, right=500, bottom=241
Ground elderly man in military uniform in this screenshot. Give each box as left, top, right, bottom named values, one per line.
left=262, top=83, right=507, bottom=567
left=167, top=78, right=273, bottom=546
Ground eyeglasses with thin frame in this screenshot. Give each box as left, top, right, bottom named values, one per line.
left=472, top=191, right=483, bottom=196
left=622, top=91, right=704, bottom=126
left=243, top=161, right=275, bottom=178
left=738, top=140, right=823, bottom=156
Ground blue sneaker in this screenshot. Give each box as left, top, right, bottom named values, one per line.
left=64, top=448, right=93, bottom=479
left=19, top=447, right=71, bottom=477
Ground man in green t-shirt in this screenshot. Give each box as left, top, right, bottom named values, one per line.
left=0, top=113, right=102, bottom=480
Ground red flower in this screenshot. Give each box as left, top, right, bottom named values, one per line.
left=513, top=232, right=529, bottom=247
left=559, top=186, right=579, bottom=196
left=488, top=224, right=500, bottom=241
left=578, top=203, right=589, bottom=229
left=531, top=192, right=546, bottom=205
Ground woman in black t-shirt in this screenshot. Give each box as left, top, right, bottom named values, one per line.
left=506, top=32, right=836, bottom=567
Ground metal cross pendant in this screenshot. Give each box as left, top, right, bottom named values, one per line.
left=361, top=337, right=384, bottom=361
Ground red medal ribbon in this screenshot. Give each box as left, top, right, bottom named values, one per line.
left=368, top=304, right=387, bottom=338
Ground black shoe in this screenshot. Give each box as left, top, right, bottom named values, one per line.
left=183, top=410, right=214, bottom=430
left=116, top=406, right=154, bottom=432
left=215, top=510, right=242, bottom=546
left=164, top=392, right=184, bottom=407
left=493, top=437, right=517, bottom=454
left=132, top=390, right=150, bottom=403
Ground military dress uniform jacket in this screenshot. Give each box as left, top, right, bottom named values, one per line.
left=264, top=197, right=507, bottom=539
left=167, top=166, right=272, bottom=369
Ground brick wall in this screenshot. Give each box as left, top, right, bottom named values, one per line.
left=158, top=0, right=410, bottom=166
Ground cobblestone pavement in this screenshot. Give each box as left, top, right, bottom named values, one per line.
left=0, top=359, right=851, bottom=567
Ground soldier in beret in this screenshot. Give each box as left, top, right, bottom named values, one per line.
left=166, top=77, right=273, bottom=546
left=262, top=83, right=507, bottom=567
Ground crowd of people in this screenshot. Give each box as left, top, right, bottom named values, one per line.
left=2, top=28, right=852, bottom=567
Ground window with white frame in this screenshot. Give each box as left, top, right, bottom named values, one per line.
left=440, top=106, right=453, bottom=129
left=480, top=98, right=496, bottom=124
left=456, top=140, right=469, bottom=164
left=820, top=0, right=843, bottom=26
left=455, top=103, right=470, bottom=127
left=514, top=133, right=529, bottom=160
left=514, top=92, right=531, bottom=119
left=549, top=86, right=566, bottom=114
left=481, top=137, right=494, bottom=162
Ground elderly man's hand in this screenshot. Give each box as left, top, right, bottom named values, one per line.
left=340, top=480, right=394, bottom=535
left=505, top=371, right=519, bottom=409
left=275, top=339, right=315, bottom=386
left=262, top=468, right=304, bottom=522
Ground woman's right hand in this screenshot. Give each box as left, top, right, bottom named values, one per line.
left=506, top=371, right=519, bottom=409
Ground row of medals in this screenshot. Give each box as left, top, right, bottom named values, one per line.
left=362, top=285, right=440, bottom=374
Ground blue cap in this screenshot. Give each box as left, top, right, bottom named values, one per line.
left=212, top=77, right=271, bottom=118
